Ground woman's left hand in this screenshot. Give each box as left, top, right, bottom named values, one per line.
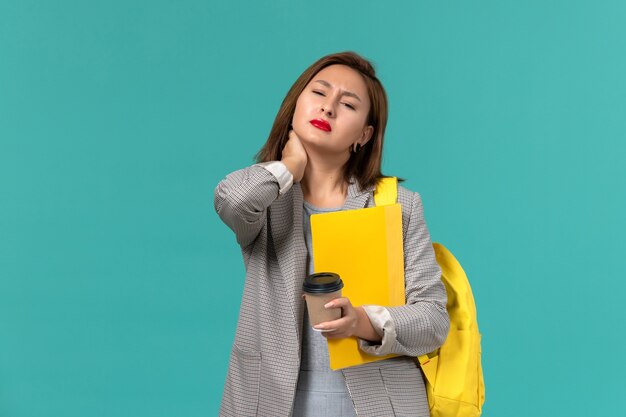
left=313, top=297, right=360, bottom=339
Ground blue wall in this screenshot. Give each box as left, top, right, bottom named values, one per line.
left=1, top=1, right=625, bottom=416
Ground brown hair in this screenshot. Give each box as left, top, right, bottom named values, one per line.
left=254, top=51, right=403, bottom=191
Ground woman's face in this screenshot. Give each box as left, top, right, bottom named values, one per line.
left=292, top=64, right=373, bottom=155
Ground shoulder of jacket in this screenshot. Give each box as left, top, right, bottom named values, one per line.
left=391, top=184, right=421, bottom=228
left=396, top=183, right=421, bottom=206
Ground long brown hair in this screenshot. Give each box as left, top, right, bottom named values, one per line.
left=254, top=51, right=402, bottom=191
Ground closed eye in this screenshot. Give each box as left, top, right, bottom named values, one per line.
left=343, top=103, right=355, bottom=110
left=312, top=90, right=325, bottom=96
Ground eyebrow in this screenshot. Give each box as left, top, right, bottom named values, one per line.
left=313, top=80, right=362, bottom=102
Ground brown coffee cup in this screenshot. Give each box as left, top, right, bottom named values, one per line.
left=302, top=272, right=344, bottom=329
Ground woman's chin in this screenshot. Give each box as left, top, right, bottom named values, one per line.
left=299, top=130, right=334, bottom=145
left=300, top=137, right=331, bottom=152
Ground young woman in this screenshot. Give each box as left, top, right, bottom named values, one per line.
left=215, top=51, right=449, bottom=417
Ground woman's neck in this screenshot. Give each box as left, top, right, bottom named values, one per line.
left=300, top=154, right=349, bottom=208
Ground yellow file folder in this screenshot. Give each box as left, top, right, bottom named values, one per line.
left=310, top=203, right=406, bottom=370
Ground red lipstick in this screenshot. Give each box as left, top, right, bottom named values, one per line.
left=310, top=119, right=331, bottom=132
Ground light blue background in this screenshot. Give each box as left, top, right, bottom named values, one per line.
left=1, top=1, right=625, bottom=416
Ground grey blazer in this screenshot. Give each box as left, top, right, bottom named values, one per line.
left=214, top=163, right=449, bottom=417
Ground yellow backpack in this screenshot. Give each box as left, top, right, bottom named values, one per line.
left=374, top=177, right=485, bottom=417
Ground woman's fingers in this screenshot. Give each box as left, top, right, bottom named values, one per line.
left=314, top=297, right=358, bottom=338
left=325, top=297, right=346, bottom=308
left=315, top=316, right=347, bottom=331
left=281, top=131, right=308, bottom=183
left=284, top=130, right=308, bottom=162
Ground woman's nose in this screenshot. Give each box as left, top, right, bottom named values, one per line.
left=320, top=101, right=335, bottom=117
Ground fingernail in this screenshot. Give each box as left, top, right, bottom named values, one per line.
left=324, top=302, right=333, bottom=308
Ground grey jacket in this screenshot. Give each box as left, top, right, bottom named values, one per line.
left=214, top=163, right=449, bottom=417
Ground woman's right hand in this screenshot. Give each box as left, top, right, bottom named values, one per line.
left=281, top=129, right=308, bottom=183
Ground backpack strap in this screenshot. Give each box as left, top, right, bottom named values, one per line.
left=373, top=177, right=398, bottom=206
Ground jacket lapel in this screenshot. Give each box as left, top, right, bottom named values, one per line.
left=343, top=178, right=375, bottom=210
left=268, top=183, right=307, bottom=347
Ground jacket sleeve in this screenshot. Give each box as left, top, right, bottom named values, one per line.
left=358, top=191, right=450, bottom=357
left=214, top=161, right=293, bottom=248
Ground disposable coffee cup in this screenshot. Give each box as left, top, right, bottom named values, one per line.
left=302, top=272, right=344, bottom=330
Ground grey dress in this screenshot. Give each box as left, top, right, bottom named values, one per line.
left=292, top=200, right=357, bottom=417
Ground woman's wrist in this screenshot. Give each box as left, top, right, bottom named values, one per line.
left=281, top=156, right=305, bottom=182
left=354, top=306, right=382, bottom=343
